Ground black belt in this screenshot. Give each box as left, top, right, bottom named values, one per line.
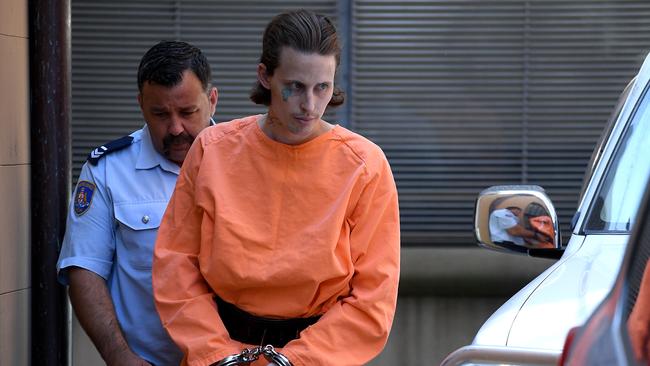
left=215, top=295, right=321, bottom=348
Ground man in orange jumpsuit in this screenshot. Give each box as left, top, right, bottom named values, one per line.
left=152, top=9, right=401, bottom=366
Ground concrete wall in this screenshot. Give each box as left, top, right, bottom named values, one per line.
left=0, top=0, right=31, bottom=365
left=372, top=295, right=505, bottom=365
left=369, top=248, right=552, bottom=365
left=72, top=314, right=103, bottom=364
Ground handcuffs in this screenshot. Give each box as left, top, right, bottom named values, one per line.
left=213, top=345, right=293, bottom=366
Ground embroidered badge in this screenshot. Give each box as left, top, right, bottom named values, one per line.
left=74, top=181, right=96, bottom=216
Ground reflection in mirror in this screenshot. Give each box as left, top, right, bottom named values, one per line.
left=475, top=185, right=560, bottom=254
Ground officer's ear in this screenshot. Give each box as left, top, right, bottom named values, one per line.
left=137, top=93, right=143, bottom=110
left=208, top=87, right=218, bottom=116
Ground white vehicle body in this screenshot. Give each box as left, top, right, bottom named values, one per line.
left=443, top=50, right=650, bottom=365
left=473, top=235, right=626, bottom=350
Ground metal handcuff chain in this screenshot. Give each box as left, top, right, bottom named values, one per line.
left=213, top=345, right=293, bottom=366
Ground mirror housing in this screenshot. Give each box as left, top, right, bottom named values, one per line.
left=475, top=185, right=563, bottom=259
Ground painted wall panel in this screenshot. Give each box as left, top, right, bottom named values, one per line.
left=0, top=36, right=30, bottom=165
left=0, top=0, right=28, bottom=37
left=0, top=1, right=31, bottom=364
left=0, top=165, right=30, bottom=294
left=0, top=289, right=30, bottom=366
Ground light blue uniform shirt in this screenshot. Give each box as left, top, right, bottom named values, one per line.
left=57, top=126, right=183, bottom=366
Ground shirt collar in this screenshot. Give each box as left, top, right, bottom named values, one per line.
left=136, top=125, right=180, bottom=175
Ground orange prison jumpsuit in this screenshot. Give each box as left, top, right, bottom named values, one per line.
left=152, top=115, right=401, bottom=366
left=529, top=216, right=555, bottom=249
left=628, top=259, right=650, bottom=362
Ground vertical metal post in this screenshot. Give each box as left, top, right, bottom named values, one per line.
left=29, top=0, right=71, bottom=364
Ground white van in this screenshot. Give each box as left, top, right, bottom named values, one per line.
left=442, top=49, right=650, bottom=366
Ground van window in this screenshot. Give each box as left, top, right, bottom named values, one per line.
left=578, top=79, right=636, bottom=203
left=585, top=86, right=650, bottom=232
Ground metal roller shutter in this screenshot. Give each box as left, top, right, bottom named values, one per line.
left=71, top=2, right=178, bottom=178
left=525, top=1, right=650, bottom=243
left=72, top=0, right=650, bottom=247
left=71, top=0, right=339, bottom=180
left=350, top=0, right=650, bottom=245
left=177, top=1, right=341, bottom=122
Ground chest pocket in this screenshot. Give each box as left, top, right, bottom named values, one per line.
left=114, top=201, right=167, bottom=269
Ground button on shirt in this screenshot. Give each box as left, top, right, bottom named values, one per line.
left=57, top=126, right=183, bottom=366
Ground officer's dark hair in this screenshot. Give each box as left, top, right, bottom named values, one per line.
left=489, top=197, right=518, bottom=213
left=250, top=9, right=344, bottom=107
left=137, top=40, right=212, bottom=93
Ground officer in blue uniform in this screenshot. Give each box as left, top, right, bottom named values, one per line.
left=57, top=40, right=218, bottom=366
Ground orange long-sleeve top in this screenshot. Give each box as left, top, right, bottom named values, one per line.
left=628, top=259, right=650, bottom=362
left=152, top=115, right=400, bottom=366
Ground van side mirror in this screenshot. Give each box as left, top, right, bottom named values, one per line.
left=475, top=185, right=563, bottom=259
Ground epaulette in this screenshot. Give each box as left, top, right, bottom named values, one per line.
left=87, top=135, right=134, bottom=165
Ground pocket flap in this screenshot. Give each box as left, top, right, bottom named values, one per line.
left=114, top=201, right=167, bottom=230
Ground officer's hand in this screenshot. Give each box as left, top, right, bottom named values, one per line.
left=106, top=349, right=152, bottom=366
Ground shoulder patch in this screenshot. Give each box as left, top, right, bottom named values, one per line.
left=87, top=135, right=134, bottom=165
left=74, top=180, right=96, bottom=216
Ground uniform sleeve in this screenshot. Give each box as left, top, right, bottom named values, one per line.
left=57, top=161, right=115, bottom=284
left=493, top=209, right=518, bottom=230
left=282, top=153, right=401, bottom=366
left=152, top=140, right=241, bottom=366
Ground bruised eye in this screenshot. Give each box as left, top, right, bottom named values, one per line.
left=282, top=82, right=305, bottom=101
left=290, top=81, right=303, bottom=90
